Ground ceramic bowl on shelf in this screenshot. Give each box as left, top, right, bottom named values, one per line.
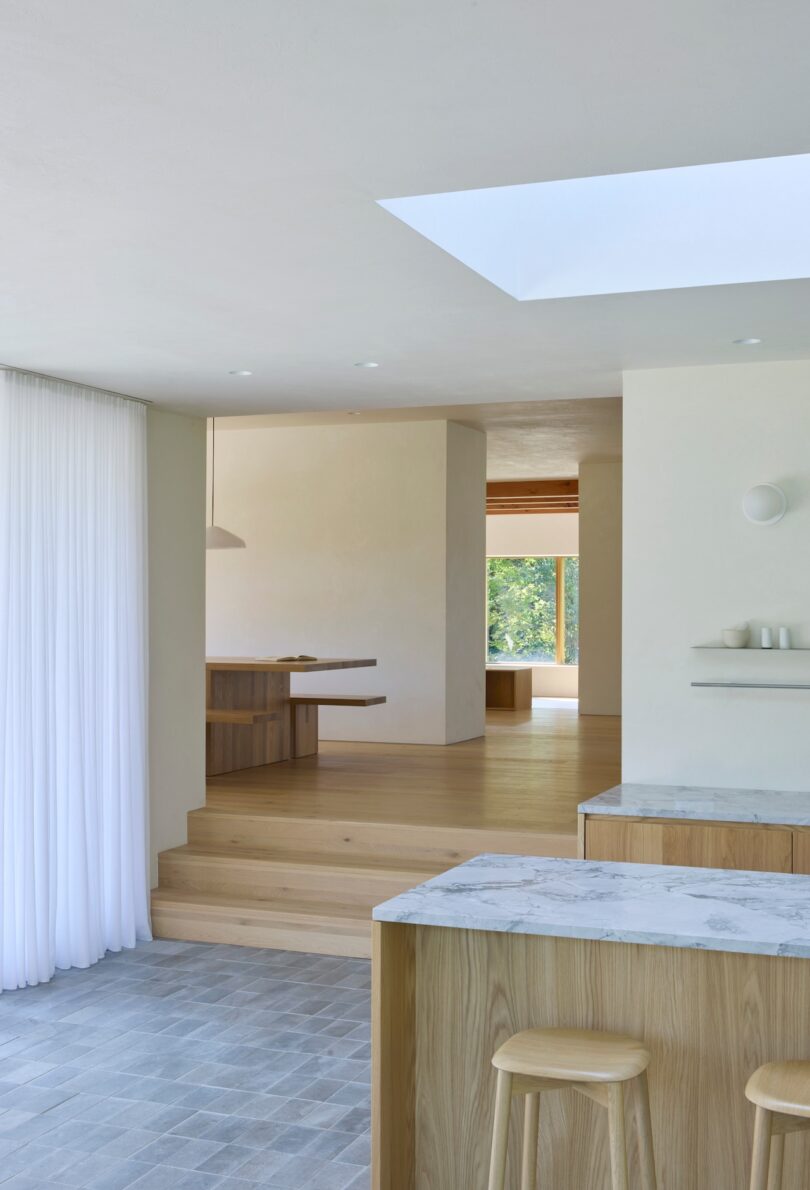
left=722, top=626, right=750, bottom=649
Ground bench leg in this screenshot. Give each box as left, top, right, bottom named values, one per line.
left=290, top=704, right=319, bottom=758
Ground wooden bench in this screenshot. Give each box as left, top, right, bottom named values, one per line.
left=485, top=666, right=533, bottom=710
left=288, top=693, right=387, bottom=757
left=206, top=709, right=281, bottom=725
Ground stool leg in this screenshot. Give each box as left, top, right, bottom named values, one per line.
left=488, top=1069, right=513, bottom=1190
left=634, top=1071, right=657, bottom=1190
left=521, top=1092, right=540, bottom=1190
left=768, top=1132, right=784, bottom=1190
left=750, top=1106, right=773, bottom=1190
left=607, top=1082, right=629, bottom=1190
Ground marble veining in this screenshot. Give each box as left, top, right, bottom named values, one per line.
left=579, top=783, right=810, bottom=826
left=372, top=854, right=810, bottom=959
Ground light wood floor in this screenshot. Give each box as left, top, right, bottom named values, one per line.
left=152, top=705, right=621, bottom=956
left=207, top=704, right=620, bottom=833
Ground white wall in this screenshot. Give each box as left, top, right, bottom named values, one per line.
left=486, top=512, right=579, bottom=698
left=147, top=409, right=206, bottom=885
left=446, top=423, right=488, bottom=741
left=206, top=420, right=486, bottom=745
left=578, top=460, right=622, bottom=715
left=623, top=360, right=810, bottom=789
left=486, top=512, right=578, bottom=557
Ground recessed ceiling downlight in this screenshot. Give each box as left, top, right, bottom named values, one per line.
left=354, top=361, right=379, bottom=368
left=733, top=338, right=762, bottom=346
left=229, top=369, right=253, bottom=376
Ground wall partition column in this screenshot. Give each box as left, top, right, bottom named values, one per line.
left=0, top=369, right=151, bottom=991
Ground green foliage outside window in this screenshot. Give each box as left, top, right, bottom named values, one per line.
left=563, top=555, right=580, bottom=665
left=487, top=555, right=579, bottom=666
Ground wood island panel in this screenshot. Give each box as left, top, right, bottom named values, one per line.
left=373, top=921, right=810, bottom=1189
left=584, top=816, right=793, bottom=873
left=372, top=923, right=415, bottom=1190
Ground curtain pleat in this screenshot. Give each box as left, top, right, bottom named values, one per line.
left=0, top=370, right=151, bottom=992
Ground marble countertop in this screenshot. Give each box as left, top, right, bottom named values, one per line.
left=372, top=854, right=810, bottom=958
left=579, top=783, right=810, bottom=826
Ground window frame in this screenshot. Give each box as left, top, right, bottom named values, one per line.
left=486, top=553, right=578, bottom=668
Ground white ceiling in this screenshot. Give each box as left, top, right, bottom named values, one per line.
left=218, top=397, right=622, bottom=480
left=3, top=0, right=810, bottom=415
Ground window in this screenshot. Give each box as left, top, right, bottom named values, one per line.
left=487, top=556, right=579, bottom=666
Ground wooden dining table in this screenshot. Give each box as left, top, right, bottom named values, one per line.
left=205, top=656, right=378, bottom=776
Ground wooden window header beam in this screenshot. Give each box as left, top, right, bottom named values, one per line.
left=486, top=479, right=579, bottom=515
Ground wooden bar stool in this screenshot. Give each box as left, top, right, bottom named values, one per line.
left=487, top=1026, right=657, bottom=1190
left=746, top=1061, right=810, bottom=1190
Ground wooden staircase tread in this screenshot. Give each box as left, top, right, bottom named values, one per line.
left=160, top=842, right=443, bottom=876
left=190, top=805, right=573, bottom=836
left=150, top=887, right=373, bottom=925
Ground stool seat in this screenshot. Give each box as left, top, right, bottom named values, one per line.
left=746, top=1060, right=810, bottom=1118
left=492, top=1026, right=651, bottom=1084
left=488, top=1026, right=656, bottom=1190
left=746, top=1060, right=810, bottom=1190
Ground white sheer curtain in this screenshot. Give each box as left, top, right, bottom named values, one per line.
left=0, top=369, right=151, bottom=992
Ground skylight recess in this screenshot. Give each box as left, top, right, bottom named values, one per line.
left=378, top=154, right=810, bottom=301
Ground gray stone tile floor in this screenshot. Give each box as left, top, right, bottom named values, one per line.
left=0, top=940, right=371, bottom=1189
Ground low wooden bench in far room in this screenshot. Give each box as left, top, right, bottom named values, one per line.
left=287, top=693, right=387, bottom=758
left=205, top=709, right=281, bottom=725
left=486, top=665, right=533, bottom=710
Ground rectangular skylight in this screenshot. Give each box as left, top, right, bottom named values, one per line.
left=378, top=154, right=810, bottom=301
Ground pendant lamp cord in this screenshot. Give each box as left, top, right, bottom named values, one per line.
left=210, top=417, right=216, bottom=526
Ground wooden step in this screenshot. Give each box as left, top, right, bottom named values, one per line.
left=205, top=709, right=281, bottom=725
left=288, top=694, right=386, bottom=707
left=187, top=808, right=577, bottom=868
left=157, top=844, right=438, bottom=907
left=150, top=888, right=372, bottom=958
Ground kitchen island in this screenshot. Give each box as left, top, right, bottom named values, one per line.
left=372, top=854, right=810, bottom=1189
left=579, top=783, right=810, bottom=873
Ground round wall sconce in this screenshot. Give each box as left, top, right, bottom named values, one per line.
left=742, top=483, right=787, bottom=525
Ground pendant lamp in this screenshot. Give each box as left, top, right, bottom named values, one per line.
left=206, top=417, right=246, bottom=549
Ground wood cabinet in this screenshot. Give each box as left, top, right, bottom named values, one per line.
left=584, top=816, right=794, bottom=873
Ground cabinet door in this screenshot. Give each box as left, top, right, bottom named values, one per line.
left=586, top=817, right=792, bottom=873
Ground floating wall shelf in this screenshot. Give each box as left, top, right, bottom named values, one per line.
left=692, top=681, right=810, bottom=690
left=691, top=645, right=810, bottom=652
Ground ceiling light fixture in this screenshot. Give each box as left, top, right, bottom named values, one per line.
left=733, top=338, right=762, bottom=346
left=354, top=361, right=379, bottom=368
left=229, top=369, right=253, bottom=376
left=206, top=417, right=246, bottom=550
left=742, top=483, right=787, bottom=526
